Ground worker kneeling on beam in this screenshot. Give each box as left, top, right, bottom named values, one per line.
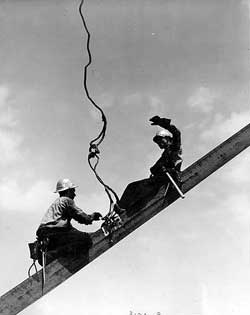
left=114, top=116, right=183, bottom=217
left=36, top=179, right=102, bottom=265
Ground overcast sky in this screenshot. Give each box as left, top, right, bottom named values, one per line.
left=1, top=0, right=250, bottom=314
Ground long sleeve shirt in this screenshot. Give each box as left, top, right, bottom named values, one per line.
left=38, top=196, right=93, bottom=230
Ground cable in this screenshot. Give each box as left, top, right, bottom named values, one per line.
left=78, top=0, right=119, bottom=211
left=28, top=260, right=38, bottom=278
left=79, top=0, right=107, bottom=146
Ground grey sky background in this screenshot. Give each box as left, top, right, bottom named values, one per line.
left=0, top=0, right=250, bottom=314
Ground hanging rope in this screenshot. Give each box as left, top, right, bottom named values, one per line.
left=28, top=260, right=38, bottom=278
left=78, top=0, right=119, bottom=211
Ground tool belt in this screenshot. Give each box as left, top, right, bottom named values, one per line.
left=28, top=237, right=50, bottom=261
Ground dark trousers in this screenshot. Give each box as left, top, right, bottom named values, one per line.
left=118, top=176, right=166, bottom=216
left=118, top=172, right=181, bottom=216
left=36, top=227, right=92, bottom=265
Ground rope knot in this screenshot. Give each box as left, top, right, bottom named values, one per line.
left=88, top=143, right=100, bottom=159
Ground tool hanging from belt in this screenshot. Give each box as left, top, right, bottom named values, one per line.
left=166, top=171, right=185, bottom=198
left=163, top=171, right=185, bottom=200
left=28, top=237, right=50, bottom=295
left=40, top=238, right=49, bottom=294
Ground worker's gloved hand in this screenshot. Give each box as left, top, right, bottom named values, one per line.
left=149, top=116, right=171, bottom=128
left=149, top=115, right=161, bottom=125
left=91, top=212, right=102, bottom=221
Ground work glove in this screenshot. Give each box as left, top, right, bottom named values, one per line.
left=91, top=212, right=102, bottom=221
left=149, top=116, right=171, bottom=128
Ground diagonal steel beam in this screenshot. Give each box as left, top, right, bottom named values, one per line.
left=1, top=123, right=250, bottom=315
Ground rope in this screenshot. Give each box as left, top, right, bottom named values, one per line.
left=28, top=260, right=38, bottom=278
left=79, top=0, right=107, bottom=147
left=78, top=0, right=119, bottom=211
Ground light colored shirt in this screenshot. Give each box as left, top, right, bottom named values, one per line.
left=39, top=196, right=92, bottom=229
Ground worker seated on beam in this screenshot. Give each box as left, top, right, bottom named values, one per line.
left=114, top=116, right=182, bottom=217
left=36, top=179, right=102, bottom=265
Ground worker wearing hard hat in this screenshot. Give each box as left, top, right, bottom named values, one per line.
left=114, top=116, right=182, bottom=217
left=150, top=116, right=182, bottom=176
left=36, top=179, right=102, bottom=265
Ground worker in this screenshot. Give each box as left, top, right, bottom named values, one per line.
left=114, top=116, right=182, bottom=217
left=36, top=178, right=102, bottom=265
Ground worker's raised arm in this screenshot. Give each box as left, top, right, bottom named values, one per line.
left=167, top=125, right=181, bottom=151
left=150, top=115, right=181, bottom=151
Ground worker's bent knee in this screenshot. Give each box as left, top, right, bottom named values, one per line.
left=82, top=233, right=93, bottom=249
left=74, top=232, right=93, bottom=251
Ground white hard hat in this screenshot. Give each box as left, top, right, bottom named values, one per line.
left=54, top=179, right=78, bottom=193
left=155, top=129, right=173, bottom=138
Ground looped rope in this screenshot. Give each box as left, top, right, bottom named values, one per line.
left=28, top=260, right=38, bottom=278
left=79, top=0, right=119, bottom=212
left=88, top=143, right=100, bottom=159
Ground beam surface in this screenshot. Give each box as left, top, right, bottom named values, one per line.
left=1, top=123, right=250, bottom=315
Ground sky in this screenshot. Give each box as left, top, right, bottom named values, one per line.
left=0, top=0, right=250, bottom=314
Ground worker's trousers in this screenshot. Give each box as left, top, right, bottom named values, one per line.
left=36, top=226, right=92, bottom=265
left=118, top=175, right=166, bottom=216
left=118, top=171, right=182, bottom=216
